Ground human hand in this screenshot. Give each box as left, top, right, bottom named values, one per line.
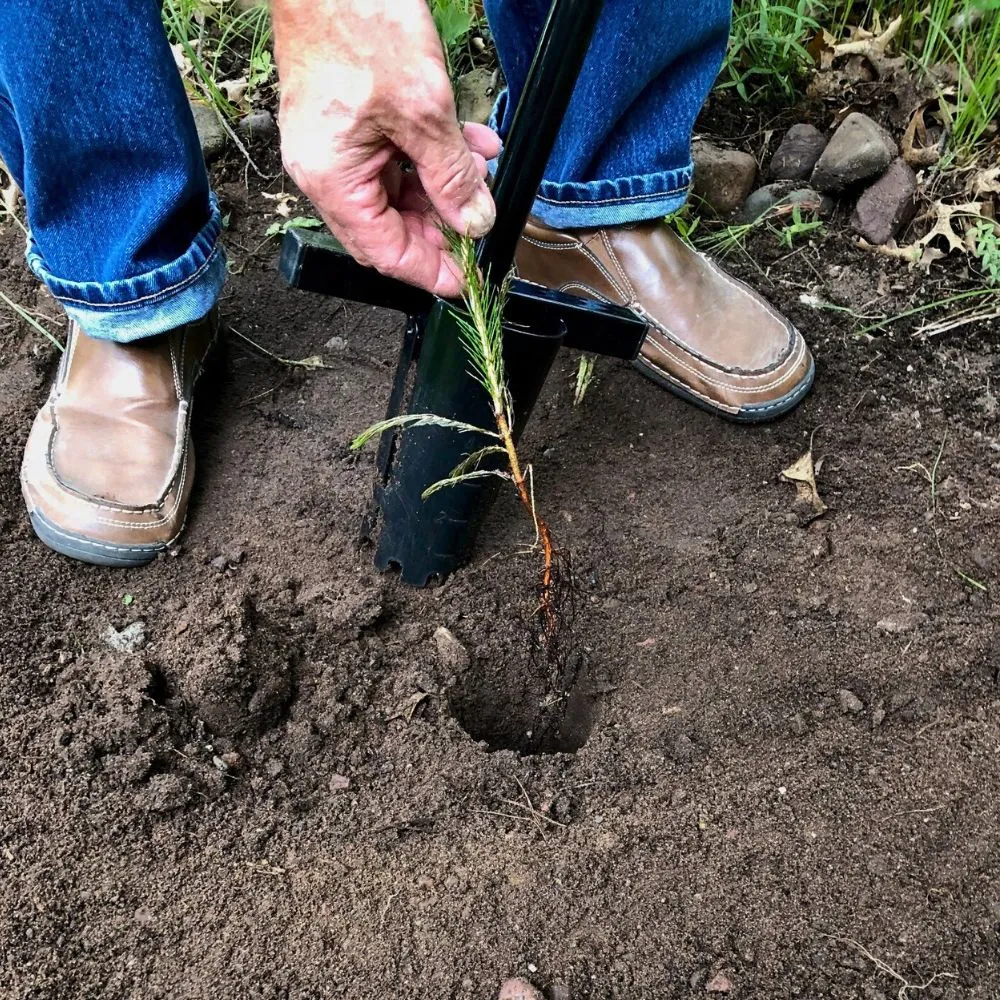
left=273, top=0, right=500, bottom=297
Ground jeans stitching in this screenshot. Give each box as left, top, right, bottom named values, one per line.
left=41, top=245, right=221, bottom=311
left=535, top=185, right=689, bottom=206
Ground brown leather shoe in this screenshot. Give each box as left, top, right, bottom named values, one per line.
left=516, top=218, right=814, bottom=421
left=20, top=311, right=217, bottom=567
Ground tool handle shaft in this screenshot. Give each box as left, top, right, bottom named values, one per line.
left=477, top=0, right=606, bottom=282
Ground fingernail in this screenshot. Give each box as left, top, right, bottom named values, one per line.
left=460, top=188, right=496, bottom=238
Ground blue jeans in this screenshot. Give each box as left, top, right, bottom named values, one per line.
left=485, top=0, right=731, bottom=228
left=0, top=0, right=729, bottom=344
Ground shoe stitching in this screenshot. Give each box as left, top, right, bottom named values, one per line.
left=634, top=355, right=810, bottom=417
left=634, top=356, right=740, bottom=412
left=29, top=513, right=187, bottom=555
left=23, top=448, right=189, bottom=529
left=520, top=235, right=581, bottom=252
left=558, top=282, right=615, bottom=302
left=522, top=230, right=630, bottom=301
left=41, top=315, right=215, bottom=513
left=635, top=301, right=806, bottom=383
left=700, top=252, right=797, bottom=358
left=93, top=450, right=188, bottom=528
left=599, top=231, right=638, bottom=302
left=639, top=308, right=809, bottom=394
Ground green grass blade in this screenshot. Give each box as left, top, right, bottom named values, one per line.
left=350, top=413, right=498, bottom=451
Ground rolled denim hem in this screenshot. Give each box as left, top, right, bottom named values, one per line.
left=530, top=170, right=692, bottom=229
left=25, top=194, right=226, bottom=343
left=487, top=95, right=691, bottom=229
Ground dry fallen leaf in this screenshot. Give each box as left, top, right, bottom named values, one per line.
left=219, top=77, right=249, bottom=106
left=780, top=435, right=827, bottom=524
left=970, top=165, right=1000, bottom=198
left=901, top=104, right=944, bottom=167
left=858, top=237, right=945, bottom=273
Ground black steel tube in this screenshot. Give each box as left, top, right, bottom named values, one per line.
left=477, top=0, right=606, bottom=282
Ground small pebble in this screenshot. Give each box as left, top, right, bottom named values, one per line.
left=706, top=971, right=733, bottom=993
left=838, top=688, right=864, bottom=714
left=102, top=621, right=147, bottom=655
left=434, top=626, right=471, bottom=672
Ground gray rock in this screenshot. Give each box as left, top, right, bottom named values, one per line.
left=692, top=141, right=758, bottom=216
left=850, top=158, right=918, bottom=244
left=324, top=335, right=347, bottom=352
left=736, top=183, right=830, bottom=224
left=769, top=124, right=828, bottom=180
left=189, top=101, right=228, bottom=160
left=102, top=621, right=148, bottom=655
left=434, top=626, right=470, bottom=672
left=456, top=68, right=496, bottom=126
left=838, top=688, right=864, bottom=714
left=811, top=112, right=898, bottom=192
left=238, top=109, right=276, bottom=141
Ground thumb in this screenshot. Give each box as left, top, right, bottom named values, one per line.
left=405, top=110, right=497, bottom=239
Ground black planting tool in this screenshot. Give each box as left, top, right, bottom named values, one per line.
left=280, top=0, right=647, bottom=586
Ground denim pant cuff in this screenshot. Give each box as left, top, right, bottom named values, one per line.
left=25, top=193, right=226, bottom=342
left=530, top=170, right=691, bottom=228
left=488, top=93, right=691, bottom=229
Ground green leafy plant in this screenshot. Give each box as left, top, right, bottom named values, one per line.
left=721, top=0, right=828, bottom=102
left=430, top=0, right=481, bottom=76
left=352, top=233, right=559, bottom=638
left=973, top=218, right=1000, bottom=285
left=162, top=0, right=274, bottom=118
left=573, top=355, right=598, bottom=406
left=775, top=204, right=825, bottom=247
left=265, top=215, right=325, bottom=238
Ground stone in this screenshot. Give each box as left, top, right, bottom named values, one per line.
left=456, top=68, right=496, bottom=126
left=189, top=101, right=228, bottom=161
left=238, top=109, right=276, bottom=141
left=811, top=112, right=898, bottom=193
left=706, top=971, right=733, bottom=993
left=324, top=335, right=348, bottom=352
left=850, top=158, right=918, bottom=244
left=769, top=123, right=828, bottom=180
left=837, top=688, right=864, bottom=714
left=434, top=626, right=471, bottom=672
left=692, top=141, right=758, bottom=216
left=102, top=621, right=147, bottom=655
left=736, top=183, right=830, bottom=224
left=498, top=979, right=543, bottom=1000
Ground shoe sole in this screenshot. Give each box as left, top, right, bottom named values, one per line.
left=634, top=355, right=816, bottom=424
left=29, top=509, right=165, bottom=568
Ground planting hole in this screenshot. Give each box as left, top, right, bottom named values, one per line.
left=450, top=651, right=598, bottom=755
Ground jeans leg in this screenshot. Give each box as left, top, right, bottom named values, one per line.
left=0, top=0, right=225, bottom=342
left=483, top=0, right=732, bottom=228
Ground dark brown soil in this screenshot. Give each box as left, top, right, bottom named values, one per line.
left=1, top=124, right=999, bottom=1000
